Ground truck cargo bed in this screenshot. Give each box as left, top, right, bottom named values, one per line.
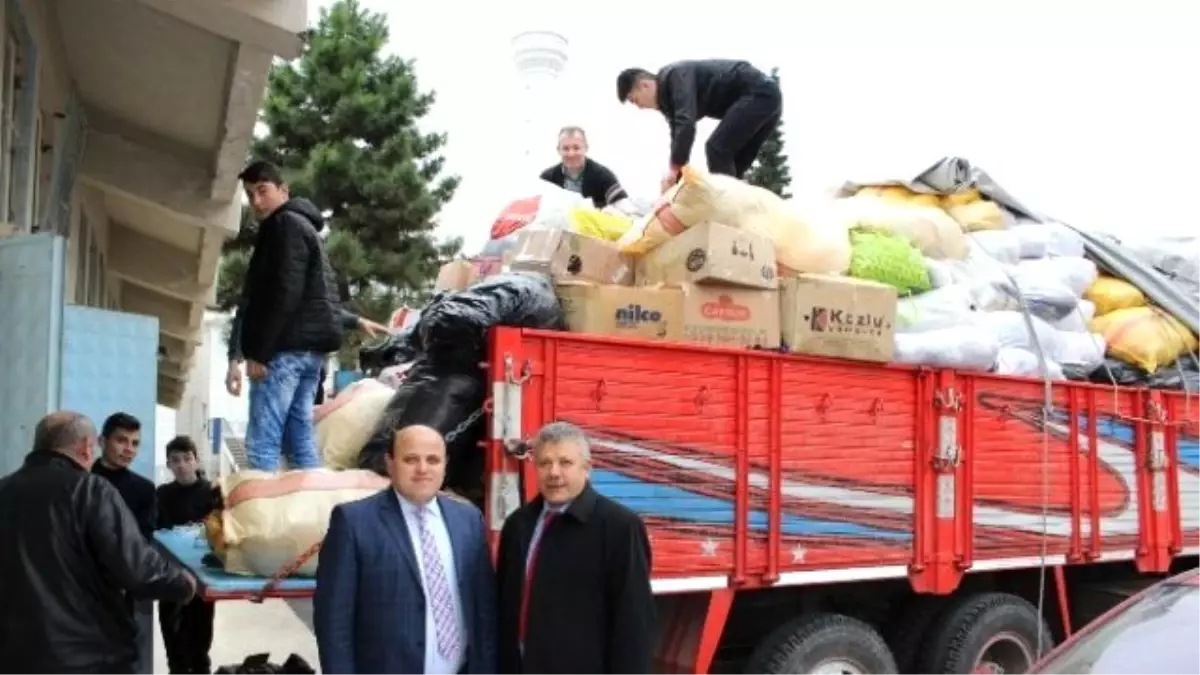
left=485, top=328, right=1200, bottom=594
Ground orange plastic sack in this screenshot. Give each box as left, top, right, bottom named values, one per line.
left=1084, top=276, right=1147, bottom=317
left=1090, top=306, right=1198, bottom=373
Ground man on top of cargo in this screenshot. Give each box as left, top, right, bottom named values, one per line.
left=235, top=160, right=344, bottom=472
left=617, top=60, right=783, bottom=191
left=495, top=421, right=656, bottom=673
left=538, top=126, right=638, bottom=215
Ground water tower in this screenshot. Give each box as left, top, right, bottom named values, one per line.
left=510, top=30, right=569, bottom=176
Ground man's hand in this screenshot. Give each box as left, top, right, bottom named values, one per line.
left=225, top=361, right=244, bottom=397
left=660, top=167, right=681, bottom=194
left=357, top=317, right=390, bottom=338
left=246, top=360, right=268, bottom=382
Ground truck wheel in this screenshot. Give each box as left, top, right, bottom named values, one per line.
left=745, top=613, right=898, bottom=674
left=884, top=596, right=947, bottom=673
left=918, top=592, right=1054, bottom=674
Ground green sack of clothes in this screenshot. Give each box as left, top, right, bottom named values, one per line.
left=848, top=227, right=931, bottom=294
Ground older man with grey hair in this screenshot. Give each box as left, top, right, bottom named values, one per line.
left=495, top=421, right=656, bottom=674
left=0, top=411, right=197, bottom=674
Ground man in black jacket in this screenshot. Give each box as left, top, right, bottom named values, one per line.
left=539, top=126, right=637, bottom=214
left=156, top=435, right=219, bottom=674
left=236, top=160, right=344, bottom=471
left=496, top=422, right=655, bottom=674
left=0, top=411, right=196, bottom=673
left=617, top=60, right=783, bottom=189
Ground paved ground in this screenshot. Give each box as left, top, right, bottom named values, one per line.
left=153, top=599, right=319, bottom=673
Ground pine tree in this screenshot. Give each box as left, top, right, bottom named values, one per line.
left=216, top=0, right=460, bottom=365
left=743, top=68, right=793, bottom=199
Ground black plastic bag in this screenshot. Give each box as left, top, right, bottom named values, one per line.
left=1147, top=354, right=1200, bottom=392
left=357, top=363, right=486, bottom=489
left=215, top=653, right=314, bottom=674
left=1085, top=358, right=1149, bottom=386
left=358, top=324, right=420, bottom=375
left=416, top=271, right=566, bottom=374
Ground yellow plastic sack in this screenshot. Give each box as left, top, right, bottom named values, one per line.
left=834, top=193, right=969, bottom=260
left=567, top=208, right=633, bottom=242
left=1084, top=275, right=1147, bottom=317
left=617, top=166, right=852, bottom=275
left=855, top=185, right=943, bottom=209
left=946, top=199, right=1006, bottom=232
left=940, top=189, right=982, bottom=208
left=213, top=469, right=389, bottom=577
left=1090, top=306, right=1198, bottom=373
left=316, top=379, right=396, bottom=470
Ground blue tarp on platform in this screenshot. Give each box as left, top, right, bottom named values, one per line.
left=155, top=526, right=316, bottom=598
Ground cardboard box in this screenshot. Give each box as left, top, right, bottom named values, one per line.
left=510, top=229, right=634, bottom=285
left=434, top=260, right=480, bottom=292
left=680, top=284, right=781, bottom=350
left=556, top=283, right=684, bottom=341
left=780, top=274, right=897, bottom=362
left=637, top=221, right=778, bottom=290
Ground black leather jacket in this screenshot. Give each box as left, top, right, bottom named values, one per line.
left=0, top=451, right=194, bottom=672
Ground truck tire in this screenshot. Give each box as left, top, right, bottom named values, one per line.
left=917, top=592, right=1054, bottom=674
left=884, top=596, right=947, bottom=673
left=745, top=612, right=898, bottom=674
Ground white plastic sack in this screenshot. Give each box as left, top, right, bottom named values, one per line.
left=896, top=285, right=982, bottom=333
left=1053, top=331, right=1107, bottom=371
left=316, top=378, right=397, bottom=469
left=980, top=311, right=1062, bottom=356
left=967, top=230, right=1022, bottom=266
left=1011, top=225, right=1050, bottom=259
left=1003, top=257, right=1098, bottom=320
left=1051, top=299, right=1097, bottom=333
left=923, top=256, right=974, bottom=289
left=893, top=327, right=1000, bottom=371
left=1012, top=218, right=1086, bottom=258
left=994, top=348, right=1066, bottom=380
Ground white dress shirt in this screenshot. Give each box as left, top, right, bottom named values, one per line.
left=396, top=492, right=467, bottom=675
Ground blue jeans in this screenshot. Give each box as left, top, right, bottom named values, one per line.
left=246, top=351, right=325, bottom=471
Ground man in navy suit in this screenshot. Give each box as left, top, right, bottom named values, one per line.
left=313, top=424, right=497, bottom=674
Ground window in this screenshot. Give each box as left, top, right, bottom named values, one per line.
left=74, top=209, right=90, bottom=303
left=87, top=240, right=104, bottom=307
left=1, top=28, right=18, bottom=224
left=30, top=108, right=41, bottom=227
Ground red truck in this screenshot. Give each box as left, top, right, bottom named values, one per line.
left=483, top=326, right=1199, bottom=674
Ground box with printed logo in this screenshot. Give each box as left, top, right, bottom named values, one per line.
left=680, top=284, right=781, bottom=349
left=637, top=221, right=778, bottom=290
left=555, top=282, right=684, bottom=341
left=780, top=274, right=897, bottom=363
left=509, top=229, right=634, bottom=285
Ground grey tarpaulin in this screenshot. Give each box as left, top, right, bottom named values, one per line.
left=1068, top=227, right=1199, bottom=335
left=836, top=156, right=1042, bottom=221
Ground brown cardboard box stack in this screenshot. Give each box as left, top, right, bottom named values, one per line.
left=544, top=221, right=782, bottom=350
left=436, top=221, right=899, bottom=364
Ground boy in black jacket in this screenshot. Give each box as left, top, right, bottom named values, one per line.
left=617, top=60, right=783, bottom=189
left=156, top=436, right=219, bottom=674
left=236, top=160, right=344, bottom=471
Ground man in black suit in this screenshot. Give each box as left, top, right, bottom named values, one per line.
left=496, top=421, right=656, bottom=674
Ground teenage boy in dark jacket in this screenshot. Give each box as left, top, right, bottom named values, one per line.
left=236, top=160, right=344, bottom=471
left=156, top=435, right=219, bottom=674
left=617, top=60, right=783, bottom=190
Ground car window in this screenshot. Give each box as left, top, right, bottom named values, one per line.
left=1035, top=583, right=1200, bottom=674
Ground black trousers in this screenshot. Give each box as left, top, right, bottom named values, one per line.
left=159, top=597, right=216, bottom=674
left=705, top=71, right=784, bottom=179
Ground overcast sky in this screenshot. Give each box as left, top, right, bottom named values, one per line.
left=311, top=0, right=1198, bottom=255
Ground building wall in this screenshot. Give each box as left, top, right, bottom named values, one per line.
left=3, top=0, right=114, bottom=311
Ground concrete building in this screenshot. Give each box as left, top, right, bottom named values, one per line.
left=13, top=0, right=306, bottom=406
left=0, top=0, right=306, bottom=476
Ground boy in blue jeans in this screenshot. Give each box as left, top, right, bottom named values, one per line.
left=235, top=160, right=344, bottom=471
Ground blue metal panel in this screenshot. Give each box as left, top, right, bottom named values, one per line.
left=0, top=234, right=64, bottom=476
left=60, top=306, right=160, bottom=482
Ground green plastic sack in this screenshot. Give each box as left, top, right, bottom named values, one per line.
left=848, top=227, right=931, bottom=293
